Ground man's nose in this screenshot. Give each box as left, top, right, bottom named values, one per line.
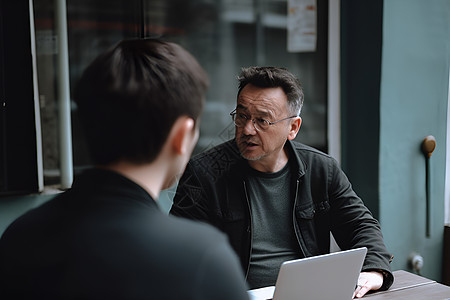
left=242, top=119, right=257, bottom=135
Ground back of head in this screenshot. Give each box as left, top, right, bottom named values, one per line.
left=237, top=66, right=304, bottom=116
left=74, top=39, right=209, bottom=165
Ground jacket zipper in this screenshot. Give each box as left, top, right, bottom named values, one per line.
left=292, top=179, right=306, bottom=257
left=243, top=180, right=253, bottom=279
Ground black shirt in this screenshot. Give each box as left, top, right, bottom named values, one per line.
left=0, top=168, right=249, bottom=300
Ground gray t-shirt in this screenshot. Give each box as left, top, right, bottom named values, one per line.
left=246, top=162, right=301, bottom=289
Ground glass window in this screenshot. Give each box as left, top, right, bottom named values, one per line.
left=33, top=0, right=328, bottom=187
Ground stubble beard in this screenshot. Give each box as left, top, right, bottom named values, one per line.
left=237, top=138, right=266, bottom=162
left=240, top=151, right=265, bottom=161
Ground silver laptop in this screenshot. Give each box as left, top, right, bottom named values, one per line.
left=248, top=247, right=367, bottom=300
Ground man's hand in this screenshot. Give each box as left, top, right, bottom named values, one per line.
left=352, top=271, right=384, bottom=298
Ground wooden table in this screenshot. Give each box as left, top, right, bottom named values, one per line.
left=365, top=270, right=450, bottom=299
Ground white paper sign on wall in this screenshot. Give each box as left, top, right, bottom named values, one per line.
left=287, top=0, right=317, bottom=52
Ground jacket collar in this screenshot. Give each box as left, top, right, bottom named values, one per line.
left=284, top=140, right=307, bottom=179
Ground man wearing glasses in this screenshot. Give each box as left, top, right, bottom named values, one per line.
left=171, top=66, right=394, bottom=298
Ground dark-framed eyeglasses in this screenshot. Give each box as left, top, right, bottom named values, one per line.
left=229, top=109, right=298, bottom=132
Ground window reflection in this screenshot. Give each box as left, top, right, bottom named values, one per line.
left=33, top=0, right=327, bottom=186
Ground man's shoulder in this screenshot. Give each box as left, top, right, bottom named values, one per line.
left=162, top=213, right=228, bottom=245
left=132, top=214, right=238, bottom=275
left=290, top=140, right=337, bottom=163
left=0, top=194, right=61, bottom=239
left=287, top=141, right=342, bottom=178
left=187, top=139, right=242, bottom=177
left=150, top=216, right=248, bottom=299
left=290, top=140, right=328, bottom=155
left=191, top=139, right=240, bottom=162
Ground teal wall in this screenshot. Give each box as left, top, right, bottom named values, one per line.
left=379, top=0, right=450, bottom=281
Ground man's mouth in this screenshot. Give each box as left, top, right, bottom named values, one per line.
left=240, top=139, right=259, bottom=148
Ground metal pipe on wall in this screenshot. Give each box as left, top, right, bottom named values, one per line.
left=55, top=0, right=73, bottom=189
left=29, top=0, right=44, bottom=192
left=327, top=0, right=341, bottom=164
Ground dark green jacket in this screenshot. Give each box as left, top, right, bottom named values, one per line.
left=171, top=139, right=394, bottom=290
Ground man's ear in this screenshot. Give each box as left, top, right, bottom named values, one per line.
left=287, top=117, right=302, bottom=141
left=171, top=117, right=196, bottom=155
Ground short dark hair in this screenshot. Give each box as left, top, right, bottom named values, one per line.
left=74, top=39, right=209, bottom=165
left=237, top=66, right=304, bottom=116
